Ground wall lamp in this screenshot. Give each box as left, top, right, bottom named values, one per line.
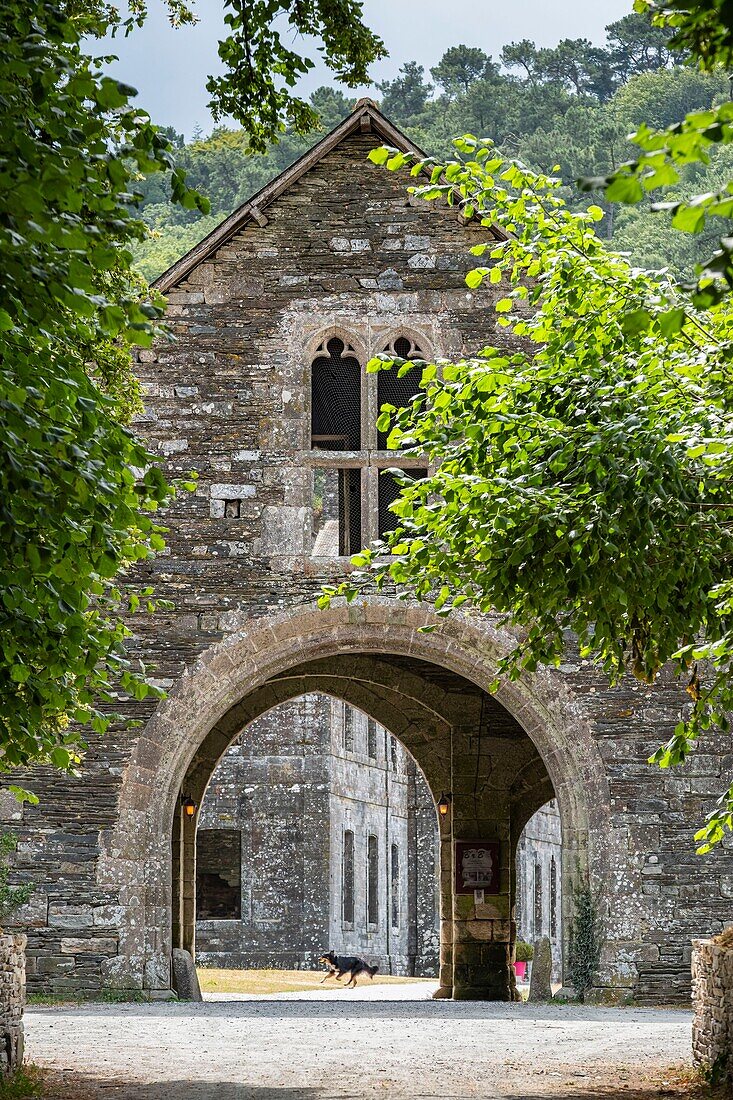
left=181, top=795, right=197, bottom=819
left=437, top=791, right=452, bottom=817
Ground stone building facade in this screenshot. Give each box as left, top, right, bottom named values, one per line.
left=195, top=693, right=440, bottom=974
left=515, top=803, right=562, bottom=982
left=8, top=100, right=733, bottom=1001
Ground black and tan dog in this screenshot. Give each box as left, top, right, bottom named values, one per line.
left=318, top=951, right=379, bottom=988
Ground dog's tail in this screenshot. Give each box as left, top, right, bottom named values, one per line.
left=368, top=964, right=379, bottom=978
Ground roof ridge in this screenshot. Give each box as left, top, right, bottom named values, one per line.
left=153, top=102, right=428, bottom=293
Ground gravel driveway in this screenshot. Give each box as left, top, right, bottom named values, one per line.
left=27, top=984, right=694, bottom=1100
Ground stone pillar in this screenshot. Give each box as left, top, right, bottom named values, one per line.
left=450, top=719, right=513, bottom=1001
left=0, top=934, right=25, bottom=1077
left=433, top=823, right=454, bottom=998
left=692, top=936, right=733, bottom=1084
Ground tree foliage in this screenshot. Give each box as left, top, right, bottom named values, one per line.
left=320, top=137, right=733, bottom=852
left=0, top=0, right=209, bottom=775
left=588, top=1, right=733, bottom=306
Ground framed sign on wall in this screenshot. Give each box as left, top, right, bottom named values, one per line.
left=454, top=840, right=501, bottom=895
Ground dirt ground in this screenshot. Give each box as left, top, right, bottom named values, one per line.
left=22, top=983, right=706, bottom=1100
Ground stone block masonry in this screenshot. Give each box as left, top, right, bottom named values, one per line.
left=0, top=935, right=25, bottom=1077
left=692, top=932, right=733, bottom=1083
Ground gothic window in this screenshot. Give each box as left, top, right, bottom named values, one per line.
left=196, top=829, right=241, bottom=920
left=342, top=830, right=355, bottom=925
left=377, top=336, right=425, bottom=449
left=311, top=466, right=361, bottom=557
left=343, top=705, right=355, bottom=752
left=534, top=859, right=543, bottom=936
left=550, top=856, right=558, bottom=938
left=378, top=468, right=427, bottom=539
left=391, top=843, right=400, bottom=929
left=311, top=337, right=361, bottom=450
left=367, top=718, right=378, bottom=760
left=367, top=834, right=379, bottom=926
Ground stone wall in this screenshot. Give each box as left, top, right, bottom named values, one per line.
left=692, top=933, right=733, bottom=1083
left=515, top=802, right=562, bottom=981
left=0, top=935, right=25, bottom=1077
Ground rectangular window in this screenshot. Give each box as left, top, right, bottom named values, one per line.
left=343, top=706, right=355, bottom=752
left=534, top=860, right=543, bottom=936
left=389, top=735, right=398, bottom=772
left=196, top=829, right=241, bottom=920
left=312, top=467, right=361, bottom=556
left=224, top=498, right=241, bottom=518
left=342, top=830, right=355, bottom=925
left=390, top=844, right=400, bottom=929
left=377, top=468, right=427, bottom=539
left=367, top=834, right=379, bottom=926
left=550, top=856, right=558, bottom=938
left=367, top=718, right=378, bottom=760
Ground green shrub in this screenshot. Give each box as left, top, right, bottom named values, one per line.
left=567, top=870, right=603, bottom=1000
left=515, top=940, right=534, bottom=963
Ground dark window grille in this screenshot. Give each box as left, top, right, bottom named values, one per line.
left=378, top=468, right=427, bottom=539
left=550, top=856, right=558, bottom=938
left=338, top=469, right=361, bottom=555
left=391, top=843, right=400, bottom=928
left=367, top=834, right=379, bottom=925
left=367, top=718, right=378, bottom=759
left=377, top=336, right=423, bottom=448
left=311, top=337, right=361, bottom=450
left=389, top=735, right=398, bottom=772
left=534, top=860, right=543, bottom=936
left=343, top=830, right=355, bottom=924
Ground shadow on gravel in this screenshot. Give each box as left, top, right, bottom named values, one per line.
left=28, top=999, right=691, bottom=1022
left=42, top=1073, right=322, bottom=1099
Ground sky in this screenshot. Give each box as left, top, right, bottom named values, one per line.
left=102, top=0, right=633, bottom=138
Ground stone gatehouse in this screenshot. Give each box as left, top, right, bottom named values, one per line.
left=8, top=100, right=733, bottom=1002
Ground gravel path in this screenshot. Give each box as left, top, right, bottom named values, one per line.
left=27, top=985, right=694, bottom=1100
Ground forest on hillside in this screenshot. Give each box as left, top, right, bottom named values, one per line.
left=134, top=12, right=731, bottom=282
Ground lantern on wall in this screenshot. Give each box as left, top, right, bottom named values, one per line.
left=181, top=796, right=197, bottom=819
left=437, top=791, right=452, bottom=817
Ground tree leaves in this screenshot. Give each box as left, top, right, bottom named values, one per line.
left=322, top=135, right=733, bottom=851
left=0, top=0, right=199, bottom=776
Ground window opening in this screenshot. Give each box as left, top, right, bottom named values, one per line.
left=550, top=856, right=557, bottom=938
left=367, top=718, right=378, bottom=760
left=343, top=830, right=355, bottom=925
left=196, top=829, right=241, bottom=920
left=534, top=859, right=543, bottom=936
left=343, top=706, right=355, bottom=752
left=311, top=337, right=361, bottom=450
left=377, top=336, right=424, bottom=449
left=378, top=468, right=427, bottom=539
left=389, top=735, right=398, bottom=772
left=224, top=499, right=241, bottom=518
left=312, top=467, right=361, bottom=556
left=391, top=843, right=400, bottom=928
left=367, top=834, right=379, bottom=926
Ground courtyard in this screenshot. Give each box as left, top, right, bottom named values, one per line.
left=27, top=987, right=696, bottom=1100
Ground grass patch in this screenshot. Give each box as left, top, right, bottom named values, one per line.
left=0, top=1063, right=45, bottom=1099
left=197, top=967, right=434, bottom=995
left=27, top=988, right=146, bottom=1006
